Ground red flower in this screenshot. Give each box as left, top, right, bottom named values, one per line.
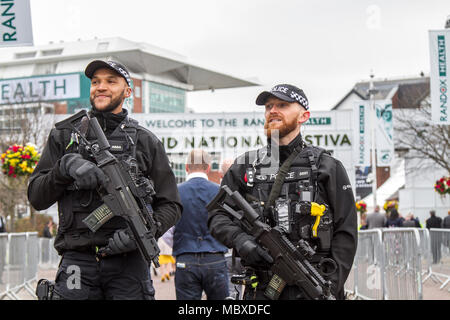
left=447, top=180, right=450, bottom=187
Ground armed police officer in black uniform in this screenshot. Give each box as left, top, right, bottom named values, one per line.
left=28, top=60, right=182, bottom=300
left=208, top=84, right=357, bottom=300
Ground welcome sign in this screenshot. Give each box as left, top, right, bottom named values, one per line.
left=429, top=30, right=450, bottom=125
left=127, top=111, right=353, bottom=167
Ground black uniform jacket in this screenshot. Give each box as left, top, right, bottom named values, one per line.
left=27, top=109, right=182, bottom=241
left=208, top=134, right=358, bottom=299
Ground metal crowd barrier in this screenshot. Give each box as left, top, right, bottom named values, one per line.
left=382, top=228, right=422, bottom=300
left=0, top=232, right=39, bottom=300
left=0, top=234, right=7, bottom=299
left=349, top=229, right=385, bottom=300
left=5, top=233, right=27, bottom=299
left=417, top=228, right=432, bottom=277
left=0, top=233, right=61, bottom=300
left=25, top=233, right=39, bottom=296
left=422, top=229, right=450, bottom=291
left=345, top=228, right=423, bottom=300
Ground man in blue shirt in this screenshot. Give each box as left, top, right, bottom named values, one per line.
left=173, top=149, right=229, bottom=300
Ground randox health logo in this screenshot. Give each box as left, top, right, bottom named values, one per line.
left=438, top=35, right=448, bottom=122
left=358, top=105, right=366, bottom=165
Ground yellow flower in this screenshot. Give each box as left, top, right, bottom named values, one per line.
left=19, top=161, right=28, bottom=170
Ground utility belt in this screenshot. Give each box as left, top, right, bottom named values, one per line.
left=54, top=227, right=116, bottom=255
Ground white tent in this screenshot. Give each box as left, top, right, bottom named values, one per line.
left=362, top=157, right=405, bottom=212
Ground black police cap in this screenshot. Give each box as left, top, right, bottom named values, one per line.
left=85, top=60, right=132, bottom=87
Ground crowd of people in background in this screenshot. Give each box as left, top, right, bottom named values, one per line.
left=359, top=205, right=450, bottom=230
left=359, top=206, right=450, bottom=265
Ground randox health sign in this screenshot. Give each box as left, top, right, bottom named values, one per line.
left=0, top=0, right=33, bottom=47
left=429, top=30, right=450, bottom=125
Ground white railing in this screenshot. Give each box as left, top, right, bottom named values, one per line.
left=422, top=229, right=450, bottom=291
left=346, top=227, right=450, bottom=300
left=0, top=233, right=60, bottom=300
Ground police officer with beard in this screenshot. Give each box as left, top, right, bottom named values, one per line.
left=28, top=60, right=182, bottom=300
left=208, top=84, right=357, bottom=300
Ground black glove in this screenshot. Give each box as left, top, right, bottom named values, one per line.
left=60, top=153, right=107, bottom=190
left=235, top=234, right=273, bottom=267
left=97, top=229, right=137, bottom=257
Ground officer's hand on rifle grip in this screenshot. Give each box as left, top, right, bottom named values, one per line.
left=60, top=153, right=107, bottom=190
left=97, top=228, right=137, bottom=257
left=235, top=234, right=273, bottom=267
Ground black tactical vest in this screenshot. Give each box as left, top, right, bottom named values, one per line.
left=243, top=144, right=333, bottom=256
left=54, top=115, right=139, bottom=253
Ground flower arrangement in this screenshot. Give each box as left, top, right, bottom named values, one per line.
left=434, top=177, right=450, bottom=196
left=1, top=144, right=40, bottom=177
left=355, top=200, right=367, bottom=214
left=383, top=200, right=398, bottom=212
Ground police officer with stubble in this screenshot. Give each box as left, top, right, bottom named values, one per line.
left=208, top=84, right=357, bottom=300
left=28, top=60, right=182, bottom=300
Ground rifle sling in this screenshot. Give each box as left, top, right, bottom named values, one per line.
left=265, top=144, right=303, bottom=211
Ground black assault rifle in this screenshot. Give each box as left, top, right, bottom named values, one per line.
left=55, top=110, right=161, bottom=268
left=207, top=185, right=335, bottom=300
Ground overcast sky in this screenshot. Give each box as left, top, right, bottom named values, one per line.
left=29, top=0, right=450, bottom=113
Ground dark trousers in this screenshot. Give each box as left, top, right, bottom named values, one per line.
left=54, top=250, right=155, bottom=300
left=430, top=232, right=443, bottom=264
left=175, top=252, right=229, bottom=300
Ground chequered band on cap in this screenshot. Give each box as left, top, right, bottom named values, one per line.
left=256, top=84, right=309, bottom=110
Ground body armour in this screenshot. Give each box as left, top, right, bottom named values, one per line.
left=54, top=114, right=140, bottom=253
left=243, top=144, right=333, bottom=257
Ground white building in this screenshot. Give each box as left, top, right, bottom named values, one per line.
left=333, top=75, right=450, bottom=223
